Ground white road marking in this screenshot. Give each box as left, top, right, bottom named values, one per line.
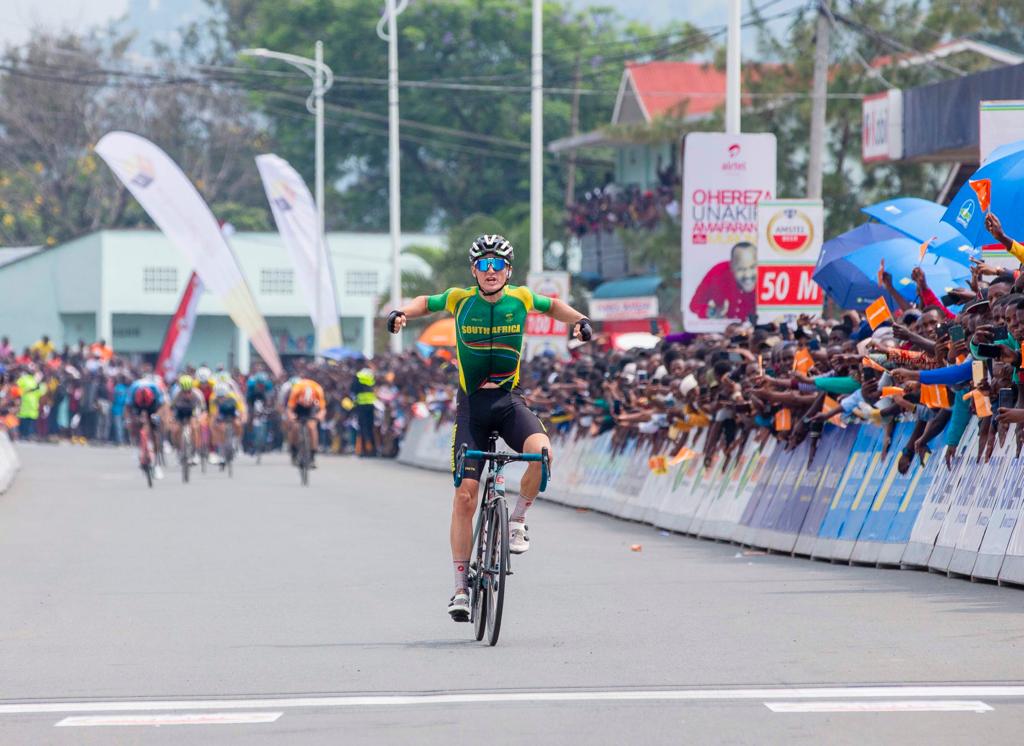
left=766, top=701, right=993, bottom=714
left=55, top=712, right=283, bottom=727
left=3, top=685, right=1024, bottom=716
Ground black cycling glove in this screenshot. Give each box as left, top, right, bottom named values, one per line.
left=575, top=317, right=593, bottom=342
left=386, top=310, right=406, bottom=334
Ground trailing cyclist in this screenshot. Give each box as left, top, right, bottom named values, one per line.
left=168, top=374, right=204, bottom=465
left=385, top=234, right=592, bottom=622
left=245, top=365, right=274, bottom=454
left=286, top=377, right=326, bottom=468
left=126, top=376, right=166, bottom=480
left=209, top=382, right=245, bottom=465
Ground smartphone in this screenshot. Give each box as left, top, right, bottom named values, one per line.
left=972, top=360, right=986, bottom=387
left=637, top=370, right=648, bottom=383
left=976, top=343, right=1005, bottom=359
left=937, top=322, right=950, bottom=339
left=780, top=322, right=792, bottom=341
left=993, top=324, right=1009, bottom=340
left=730, top=335, right=747, bottom=345
left=727, top=352, right=744, bottom=363
left=999, top=388, right=1016, bottom=410
left=949, top=324, right=965, bottom=342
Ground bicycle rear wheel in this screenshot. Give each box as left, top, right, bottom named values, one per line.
left=181, top=427, right=191, bottom=483
left=484, top=497, right=509, bottom=646
left=299, top=426, right=310, bottom=486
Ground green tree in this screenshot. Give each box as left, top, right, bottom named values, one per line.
left=213, top=0, right=708, bottom=233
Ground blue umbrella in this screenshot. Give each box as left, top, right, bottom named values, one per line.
left=321, top=346, right=364, bottom=361
left=862, top=197, right=967, bottom=263
left=941, top=138, right=1024, bottom=246
left=814, top=233, right=970, bottom=311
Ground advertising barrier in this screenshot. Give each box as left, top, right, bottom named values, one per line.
left=0, top=430, right=20, bottom=494
left=398, top=416, right=1024, bottom=588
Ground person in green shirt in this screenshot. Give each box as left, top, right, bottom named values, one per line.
left=16, top=371, right=43, bottom=440
left=387, top=234, right=592, bottom=622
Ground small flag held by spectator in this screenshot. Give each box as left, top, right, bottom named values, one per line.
left=865, top=296, right=893, bottom=330
left=921, top=383, right=951, bottom=409
left=963, top=389, right=992, bottom=417
left=969, top=178, right=992, bottom=212
left=774, top=408, right=792, bottom=431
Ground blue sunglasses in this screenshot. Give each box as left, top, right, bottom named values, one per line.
left=473, top=257, right=509, bottom=272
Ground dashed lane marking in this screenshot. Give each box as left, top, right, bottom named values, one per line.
left=766, top=701, right=993, bottom=714
left=1, top=685, right=1023, bottom=716
left=55, top=712, right=283, bottom=727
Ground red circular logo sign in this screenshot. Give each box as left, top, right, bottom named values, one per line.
left=767, top=209, right=814, bottom=253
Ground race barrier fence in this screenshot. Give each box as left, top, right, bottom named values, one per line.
left=0, top=430, right=20, bottom=494
left=398, top=416, right=1024, bottom=588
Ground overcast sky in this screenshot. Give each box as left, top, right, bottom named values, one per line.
left=3, top=0, right=731, bottom=51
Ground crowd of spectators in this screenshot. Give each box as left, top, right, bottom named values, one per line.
left=566, top=167, right=679, bottom=237
left=4, top=209, right=1024, bottom=472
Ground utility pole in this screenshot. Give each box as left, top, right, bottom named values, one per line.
left=725, top=0, right=742, bottom=134
left=378, top=0, right=409, bottom=353
left=807, top=0, right=831, bottom=199
left=530, top=0, right=543, bottom=273
left=564, top=56, right=582, bottom=209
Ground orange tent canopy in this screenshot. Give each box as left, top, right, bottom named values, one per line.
left=418, top=318, right=456, bottom=347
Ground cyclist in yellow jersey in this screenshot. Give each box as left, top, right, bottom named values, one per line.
left=386, top=234, right=592, bottom=621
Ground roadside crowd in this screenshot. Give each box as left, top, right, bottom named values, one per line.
left=5, top=209, right=1024, bottom=470
left=566, top=171, right=679, bottom=237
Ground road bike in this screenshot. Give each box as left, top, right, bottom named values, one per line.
left=137, top=415, right=156, bottom=488
left=250, top=400, right=268, bottom=465
left=454, top=433, right=548, bottom=646
left=218, top=418, right=237, bottom=478
left=177, top=417, right=194, bottom=483
left=296, top=415, right=314, bottom=486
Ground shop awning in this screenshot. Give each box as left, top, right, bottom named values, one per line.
left=592, top=275, right=663, bottom=299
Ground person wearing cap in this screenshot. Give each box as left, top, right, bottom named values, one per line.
left=351, top=366, right=378, bottom=457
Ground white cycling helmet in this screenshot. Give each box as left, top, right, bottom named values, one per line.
left=214, top=382, right=231, bottom=397
left=469, top=234, right=514, bottom=263
left=196, top=367, right=212, bottom=383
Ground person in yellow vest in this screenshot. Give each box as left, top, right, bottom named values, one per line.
left=351, top=366, right=378, bottom=457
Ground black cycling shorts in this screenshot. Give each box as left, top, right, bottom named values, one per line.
left=174, top=406, right=194, bottom=423
left=292, top=404, right=314, bottom=420
left=451, top=388, right=546, bottom=480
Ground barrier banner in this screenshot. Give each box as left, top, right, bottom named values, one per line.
left=879, top=438, right=943, bottom=566
left=949, top=442, right=1010, bottom=576
left=813, top=425, right=884, bottom=559
left=770, top=440, right=829, bottom=551
left=753, top=441, right=810, bottom=551
left=928, top=434, right=985, bottom=571
left=794, top=426, right=857, bottom=556
left=852, top=423, right=921, bottom=564
left=977, top=453, right=1024, bottom=580
left=903, top=428, right=978, bottom=567
left=717, top=439, right=774, bottom=541
left=998, top=451, right=1024, bottom=584
left=833, top=426, right=909, bottom=561
left=96, top=131, right=283, bottom=375
left=256, top=154, right=343, bottom=352
left=681, top=132, right=777, bottom=332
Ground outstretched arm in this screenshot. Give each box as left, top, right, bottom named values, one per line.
left=387, top=295, right=433, bottom=334
left=545, top=298, right=591, bottom=340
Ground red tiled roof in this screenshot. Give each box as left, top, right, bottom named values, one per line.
left=624, top=61, right=726, bottom=120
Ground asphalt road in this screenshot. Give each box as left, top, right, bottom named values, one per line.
left=2, top=442, right=1024, bottom=745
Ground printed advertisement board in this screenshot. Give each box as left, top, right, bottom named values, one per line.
left=756, top=199, right=824, bottom=320
left=524, top=271, right=570, bottom=360
left=589, top=295, right=659, bottom=322
left=862, top=89, right=903, bottom=163
left=681, top=132, right=777, bottom=332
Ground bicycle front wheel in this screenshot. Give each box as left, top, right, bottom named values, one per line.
left=472, top=494, right=491, bottom=642
left=484, top=498, right=509, bottom=646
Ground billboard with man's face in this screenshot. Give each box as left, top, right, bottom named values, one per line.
left=681, top=132, right=777, bottom=332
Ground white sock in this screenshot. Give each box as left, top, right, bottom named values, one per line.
left=511, top=495, right=533, bottom=523
left=453, top=560, right=468, bottom=593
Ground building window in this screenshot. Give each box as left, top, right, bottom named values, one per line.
left=143, top=267, right=178, bottom=293
left=261, top=268, right=294, bottom=294
left=113, top=327, right=140, bottom=338
left=346, top=270, right=379, bottom=296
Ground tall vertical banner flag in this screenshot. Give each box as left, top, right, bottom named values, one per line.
left=756, top=199, right=824, bottom=320
left=524, top=271, right=570, bottom=360
left=95, top=131, right=284, bottom=375
left=155, top=272, right=204, bottom=378
left=681, top=133, right=777, bottom=332
left=255, top=154, right=343, bottom=351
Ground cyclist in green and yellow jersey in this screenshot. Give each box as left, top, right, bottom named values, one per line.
left=387, top=234, right=592, bottom=621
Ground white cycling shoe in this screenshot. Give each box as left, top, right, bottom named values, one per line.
left=509, top=521, right=530, bottom=554
left=448, top=590, right=470, bottom=622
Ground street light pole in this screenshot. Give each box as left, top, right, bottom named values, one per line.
left=239, top=44, right=335, bottom=357
left=378, top=0, right=408, bottom=354
left=529, top=0, right=543, bottom=273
